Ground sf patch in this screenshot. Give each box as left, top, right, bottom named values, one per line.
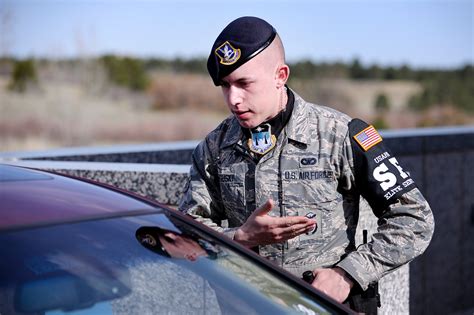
left=349, top=119, right=416, bottom=214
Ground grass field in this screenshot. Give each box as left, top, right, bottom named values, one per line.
left=0, top=74, right=227, bottom=151
left=1, top=69, right=472, bottom=152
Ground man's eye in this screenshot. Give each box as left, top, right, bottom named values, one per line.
left=164, top=235, right=175, bottom=242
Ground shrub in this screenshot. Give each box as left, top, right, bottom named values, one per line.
left=100, top=55, right=149, bottom=91
left=8, top=59, right=37, bottom=92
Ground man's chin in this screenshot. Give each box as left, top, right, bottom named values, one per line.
left=235, top=117, right=262, bottom=129
left=237, top=121, right=258, bottom=129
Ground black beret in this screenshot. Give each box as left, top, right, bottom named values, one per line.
left=207, top=16, right=277, bottom=86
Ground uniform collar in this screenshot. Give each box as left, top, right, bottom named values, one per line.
left=284, top=89, right=310, bottom=145
left=220, top=117, right=243, bottom=149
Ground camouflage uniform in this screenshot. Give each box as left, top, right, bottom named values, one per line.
left=179, top=90, right=434, bottom=290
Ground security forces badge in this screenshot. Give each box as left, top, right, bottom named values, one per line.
left=215, top=41, right=241, bottom=65
left=248, top=123, right=276, bottom=155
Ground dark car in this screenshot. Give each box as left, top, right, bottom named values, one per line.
left=0, top=164, right=351, bottom=315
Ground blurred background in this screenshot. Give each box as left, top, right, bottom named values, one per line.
left=0, top=0, right=472, bottom=152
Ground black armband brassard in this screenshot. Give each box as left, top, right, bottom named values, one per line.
left=349, top=119, right=416, bottom=216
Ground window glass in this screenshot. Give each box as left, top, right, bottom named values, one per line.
left=0, top=165, right=53, bottom=182
left=0, top=213, right=338, bottom=315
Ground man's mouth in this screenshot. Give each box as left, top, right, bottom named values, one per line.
left=234, top=110, right=251, bottom=119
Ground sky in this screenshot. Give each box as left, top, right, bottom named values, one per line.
left=1, top=0, right=473, bottom=69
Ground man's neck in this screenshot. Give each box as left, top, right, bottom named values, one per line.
left=243, top=87, right=294, bottom=139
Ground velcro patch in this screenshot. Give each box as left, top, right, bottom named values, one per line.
left=353, top=125, right=382, bottom=151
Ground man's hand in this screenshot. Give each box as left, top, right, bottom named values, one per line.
left=233, top=199, right=316, bottom=247
left=310, top=267, right=354, bottom=303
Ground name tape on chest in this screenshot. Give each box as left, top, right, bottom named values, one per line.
left=284, top=170, right=334, bottom=181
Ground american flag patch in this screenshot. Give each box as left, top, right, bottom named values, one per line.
left=353, top=125, right=382, bottom=151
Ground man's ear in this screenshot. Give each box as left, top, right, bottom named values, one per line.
left=275, top=64, right=290, bottom=88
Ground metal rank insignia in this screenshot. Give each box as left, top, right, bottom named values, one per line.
left=247, top=123, right=276, bottom=155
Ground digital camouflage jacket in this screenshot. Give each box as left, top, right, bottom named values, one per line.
left=179, top=90, right=434, bottom=290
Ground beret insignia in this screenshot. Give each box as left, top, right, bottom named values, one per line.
left=215, top=41, right=241, bottom=65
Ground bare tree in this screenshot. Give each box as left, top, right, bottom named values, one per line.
left=0, top=2, right=14, bottom=58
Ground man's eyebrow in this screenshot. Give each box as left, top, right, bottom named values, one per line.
left=237, top=77, right=253, bottom=82
left=234, top=77, right=255, bottom=85
left=221, top=76, right=255, bottom=86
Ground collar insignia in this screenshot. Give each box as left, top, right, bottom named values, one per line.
left=215, top=41, right=241, bottom=65
left=247, top=123, right=276, bottom=155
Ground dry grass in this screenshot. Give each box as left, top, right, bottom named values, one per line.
left=0, top=73, right=227, bottom=152
left=1, top=66, right=472, bottom=153
left=149, top=71, right=225, bottom=113
left=291, top=78, right=423, bottom=117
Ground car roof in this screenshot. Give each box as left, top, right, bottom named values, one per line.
left=0, top=164, right=159, bottom=231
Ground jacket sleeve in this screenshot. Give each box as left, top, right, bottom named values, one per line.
left=335, top=119, right=435, bottom=290
left=178, top=138, right=238, bottom=239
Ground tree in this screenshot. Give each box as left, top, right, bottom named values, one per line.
left=367, top=64, right=383, bottom=80
left=374, top=93, right=391, bottom=112
left=383, top=67, right=397, bottom=80
left=372, top=117, right=389, bottom=130
left=100, top=55, right=149, bottom=91
left=8, top=59, right=37, bottom=92
left=349, top=58, right=367, bottom=79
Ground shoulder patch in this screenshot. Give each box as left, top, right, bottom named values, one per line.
left=353, top=125, right=382, bottom=151
left=349, top=119, right=416, bottom=214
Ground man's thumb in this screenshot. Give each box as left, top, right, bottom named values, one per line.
left=253, top=199, right=274, bottom=217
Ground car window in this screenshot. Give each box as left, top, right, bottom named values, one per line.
left=0, top=165, right=53, bottom=182
left=0, top=213, right=342, bottom=315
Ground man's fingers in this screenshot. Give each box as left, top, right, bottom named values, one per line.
left=281, top=223, right=316, bottom=237
left=252, top=199, right=275, bottom=217
left=278, top=216, right=316, bottom=227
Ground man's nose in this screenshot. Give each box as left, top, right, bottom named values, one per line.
left=163, top=232, right=178, bottom=241
left=227, top=86, right=242, bottom=108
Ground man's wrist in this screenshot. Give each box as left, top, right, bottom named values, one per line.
left=335, top=267, right=355, bottom=289
left=234, top=227, right=252, bottom=247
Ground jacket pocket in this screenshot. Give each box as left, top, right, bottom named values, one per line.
left=218, top=163, right=247, bottom=220
left=282, top=167, right=338, bottom=205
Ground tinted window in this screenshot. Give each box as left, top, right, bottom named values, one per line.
left=0, top=165, right=53, bottom=182
left=0, top=213, right=340, bottom=314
